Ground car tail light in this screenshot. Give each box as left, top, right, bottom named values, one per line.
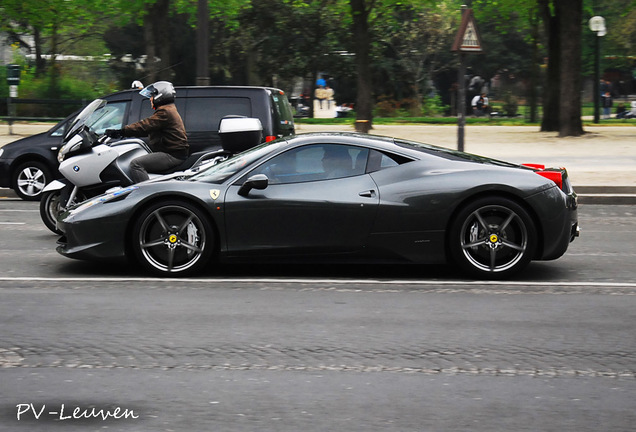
left=265, top=135, right=277, bottom=142
left=536, top=170, right=563, bottom=190
left=522, top=163, right=565, bottom=191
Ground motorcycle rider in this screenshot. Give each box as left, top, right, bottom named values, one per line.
left=105, top=81, right=188, bottom=183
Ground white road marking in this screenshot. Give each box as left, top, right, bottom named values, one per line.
left=0, top=276, right=634, bottom=288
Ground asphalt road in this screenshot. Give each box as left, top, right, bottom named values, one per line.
left=0, top=199, right=635, bottom=431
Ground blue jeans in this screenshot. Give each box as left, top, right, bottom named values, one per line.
left=130, top=152, right=184, bottom=183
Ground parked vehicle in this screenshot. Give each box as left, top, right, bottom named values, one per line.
left=0, top=86, right=295, bottom=200
left=56, top=130, right=579, bottom=279
left=40, top=98, right=263, bottom=234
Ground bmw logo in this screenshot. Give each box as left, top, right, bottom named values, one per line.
left=73, top=166, right=80, bottom=172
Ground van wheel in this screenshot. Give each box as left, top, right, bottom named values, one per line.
left=12, top=161, right=52, bottom=201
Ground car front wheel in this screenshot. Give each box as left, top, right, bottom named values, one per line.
left=12, top=161, right=52, bottom=201
left=449, top=197, right=537, bottom=279
left=132, top=200, right=214, bottom=276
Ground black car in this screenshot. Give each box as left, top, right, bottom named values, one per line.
left=0, top=86, right=295, bottom=200
left=56, top=131, right=579, bottom=279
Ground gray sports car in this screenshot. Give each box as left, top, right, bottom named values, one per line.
left=56, top=132, right=579, bottom=279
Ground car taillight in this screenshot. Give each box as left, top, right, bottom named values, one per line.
left=536, top=170, right=563, bottom=190
left=265, top=135, right=277, bottom=142
left=522, top=163, right=565, bottom=191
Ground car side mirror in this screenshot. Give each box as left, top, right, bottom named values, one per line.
left=238, top=174, right=269, bottom=197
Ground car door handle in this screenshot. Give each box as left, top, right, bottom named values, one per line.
left=359, top=190, right=376, bottom=198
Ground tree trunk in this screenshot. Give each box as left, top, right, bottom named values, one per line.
left=556, top=0, right=584, bottom=137
left=350, top=0, right=373, bottom=133
left=33, top=27, right=46, bottom=78
left=144, top=15, right=157, bottom=83
left=48, top=22, right=61, bottom=99
left=144, top=0, right=171, bottom=83
left=528, top=9, right=540, bottom=124
left=539, top=1, right=559, bottom=132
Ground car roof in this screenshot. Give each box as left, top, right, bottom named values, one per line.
left=282, top=132, right=526, bottom=169
left=283, top=132, right=427, bottom=159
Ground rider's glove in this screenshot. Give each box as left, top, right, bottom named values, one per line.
left=105, top=129, right=123, bottom=138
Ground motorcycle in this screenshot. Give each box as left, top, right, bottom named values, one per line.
left=39, top=99, right=260, bottom=234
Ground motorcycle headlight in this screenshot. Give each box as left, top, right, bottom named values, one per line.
left=57, top=134, right=84, bottom=163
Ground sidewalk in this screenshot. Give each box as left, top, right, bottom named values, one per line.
left=2, top=121, right=635, bottom=203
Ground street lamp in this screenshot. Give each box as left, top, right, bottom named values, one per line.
left=589, top=16, right=606, bottom=123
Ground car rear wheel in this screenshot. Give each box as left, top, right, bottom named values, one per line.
left=12, top=161, right=52, bottom=201
left=449, top=197, right=537, bottom=279
left=132, top=200, right=214, bottom=276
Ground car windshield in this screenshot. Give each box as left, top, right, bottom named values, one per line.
left=395, top=138, right=520, bottom=168
left=190, top=141, right=282, bottom=184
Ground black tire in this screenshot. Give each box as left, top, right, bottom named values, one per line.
left=39, top=187, right=86, bottom=234
left=12, top=161, right=52, bottom=201
left=132, top=200, right=214, bottom=276
left=449, top=197, right=537, bottom=279
left=39, top=190, right=63, bottom=234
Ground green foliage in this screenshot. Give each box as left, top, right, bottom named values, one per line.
left=421, top=94, right=449, bottom=117
left=374, top=94, right=448, bottom=117
left=501, top=90, right=519, bottom=117
left=2, top=0, right=634, bottom=123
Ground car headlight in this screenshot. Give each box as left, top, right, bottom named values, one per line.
left=69, top=186, right=138, bottom=215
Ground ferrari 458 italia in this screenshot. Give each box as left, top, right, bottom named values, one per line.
left=56, top=131, right=579, bottom=279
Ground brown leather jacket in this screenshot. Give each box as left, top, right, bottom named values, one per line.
left=122, top=103, right=188, bottom=159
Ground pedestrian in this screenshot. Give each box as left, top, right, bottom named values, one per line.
left=105, top=81, right=189, bottom=183
left=315, top=85, right=326, bottom=109
left=602, top=93, right=613, bottom=120
left=471, top=93, right=488, bottom=117
left=324, top=85, right=334, bottom=109
left=600, top=79, right=613, bottom=119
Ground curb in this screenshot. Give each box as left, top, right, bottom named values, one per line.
left=575, top=186, right=636, bottom=205
left=2, top=187, right=635, bottom=205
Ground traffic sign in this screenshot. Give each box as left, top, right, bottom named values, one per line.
left=7, top=64, right=21, bottom=85
left=451, top=8, right=483, bottom=53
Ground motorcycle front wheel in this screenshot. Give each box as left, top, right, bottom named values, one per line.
left=39, top=188, right=86, bottom=234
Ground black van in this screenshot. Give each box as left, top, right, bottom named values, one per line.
left=0, top=86, right=295, bottom=200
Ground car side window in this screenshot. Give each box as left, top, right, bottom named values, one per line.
left=185, top=97, right=252, bottom=131
left=251, top=144, right=369, bottom=184
left=50, top=121, right=68, bottom=137
left=366, top=149, right=411, bottom=173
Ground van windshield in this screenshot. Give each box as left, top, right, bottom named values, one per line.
left=271, top=91, right=295, bottom=134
